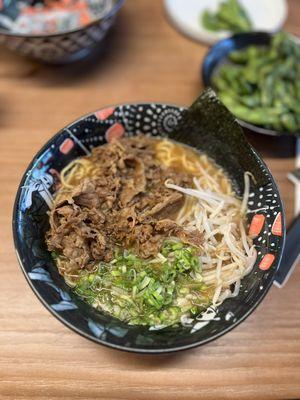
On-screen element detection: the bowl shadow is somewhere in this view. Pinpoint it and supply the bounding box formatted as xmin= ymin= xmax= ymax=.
xmin=245 ymin=129 xmax=296 ymax=159
xmin=43 ymin=17 xmax=129 ymax=85
xmin=97 ymin=344 xmax=191 ymax=368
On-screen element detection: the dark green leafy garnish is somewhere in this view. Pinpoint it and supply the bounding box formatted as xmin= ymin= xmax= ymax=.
xmin=169 ymin=88 xmax=268 ymax=190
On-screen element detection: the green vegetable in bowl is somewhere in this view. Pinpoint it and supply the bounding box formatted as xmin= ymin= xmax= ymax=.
xmin=201 ymin=0 xmax=252 ymax=34
xmin=74 ymin=241 xmax=211 ymax=327
xmin=212 ymin=32 xmax=300 ymax=134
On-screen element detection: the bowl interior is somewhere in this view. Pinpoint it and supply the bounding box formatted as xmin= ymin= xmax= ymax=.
xmin=0 ymin=0 xmax=119 ymax=36
xmin=13 ymin=103 xmax=285 ymax=353
xmin=202 ymin=32 xmax=299 ymax=137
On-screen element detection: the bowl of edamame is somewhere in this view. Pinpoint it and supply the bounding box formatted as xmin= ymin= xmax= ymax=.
xmin=202 ymin=31 xmax=300 ymax=136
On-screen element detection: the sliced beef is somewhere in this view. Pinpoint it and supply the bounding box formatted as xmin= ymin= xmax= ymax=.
xmin=73 ymin=180 xmax=100 ymax=208
xmin=177 ymin=230 xmax=203 ymax=248
xmin=47 ymin=135 xmax=202 ymax=274
xmin=140 ymin=192 xmax=184 ymax=220
xmin=130 ymin=224 xmax=163 ymax=259
xmin=120 ymin=156 xmax=146 ymax=206
xmin=155 ymin=219 xmax=202 ymax=249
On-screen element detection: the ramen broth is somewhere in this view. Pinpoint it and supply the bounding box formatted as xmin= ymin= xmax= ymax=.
xmin=47 ymin=136 xmax=253 ymax=328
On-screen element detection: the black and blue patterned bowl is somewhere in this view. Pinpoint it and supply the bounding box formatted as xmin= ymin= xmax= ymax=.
xmin=0 ymin=0 xmax=124 ymax=63
xmin=13 ymin=103 xmax=285 ymax=353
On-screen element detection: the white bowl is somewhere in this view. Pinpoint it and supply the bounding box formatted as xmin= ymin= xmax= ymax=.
xmin=164 ymin=0 xmax=288 ymax=45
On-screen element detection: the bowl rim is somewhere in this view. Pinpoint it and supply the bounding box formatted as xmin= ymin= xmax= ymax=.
xmin=0 ymin=0 xmax=125 ymax=39
xmin=202 ymin=31 xmax=300 ymax=137
xmin=12 ymin=101 xmax=286 ymax=353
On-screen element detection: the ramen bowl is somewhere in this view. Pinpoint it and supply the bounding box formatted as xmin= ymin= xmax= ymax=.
xmin=0 ymin=0 xmax=124 ymax=63
xmin=13 ymin=101 xmax=285 ymax=353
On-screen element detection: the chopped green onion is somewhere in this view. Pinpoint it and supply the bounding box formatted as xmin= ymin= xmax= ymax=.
xmin=74 ymin=240 xmax=210 ymax=327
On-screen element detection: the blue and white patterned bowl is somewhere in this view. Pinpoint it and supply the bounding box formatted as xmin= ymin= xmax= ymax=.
xmin=13 ymin=103 xmax=285 ymax=353
xmin=0 ymin=0 xmax=124 ymax=63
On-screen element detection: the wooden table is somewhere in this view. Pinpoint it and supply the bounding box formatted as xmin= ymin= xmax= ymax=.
xmin=0 ymin=1 xmax=299 ymax=399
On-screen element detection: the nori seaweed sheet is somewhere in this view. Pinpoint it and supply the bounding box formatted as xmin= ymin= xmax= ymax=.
xmin=169 ymin=88 xmax=268 ymax=194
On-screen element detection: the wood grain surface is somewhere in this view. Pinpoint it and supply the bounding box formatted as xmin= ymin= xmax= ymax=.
xmin=0 ymin=1 xmax=299 ymax=399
